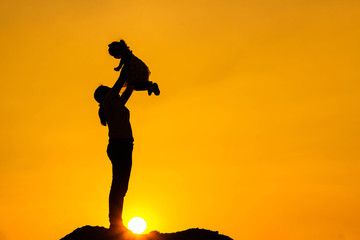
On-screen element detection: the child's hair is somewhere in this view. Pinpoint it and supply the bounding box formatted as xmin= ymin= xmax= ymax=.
xmin=108 ymin=40 xmax=130 ymax=56
xmin=94 ymin=85 xmax=111 ymax=126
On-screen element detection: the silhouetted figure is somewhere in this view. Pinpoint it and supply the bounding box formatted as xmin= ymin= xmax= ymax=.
xmin=108 ymin=40 xmax=160 ymax=96
xmin=93 ymin=58 xmax=138 ymax=233
xmin=94 ymin=40 xmax=160 ymax=235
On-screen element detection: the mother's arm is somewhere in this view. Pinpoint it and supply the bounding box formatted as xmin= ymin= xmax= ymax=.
xmin=113 ymin=51 xmax=132 ymax=95
xmin=120 ymin=85 xmax=134 ymax=105
xmin=113 ymin=65 xmax=133 ymax=104
xmin=112 ymin=65 xmax=129 ymax=95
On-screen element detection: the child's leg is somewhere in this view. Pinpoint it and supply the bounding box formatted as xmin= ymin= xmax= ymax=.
xmin=152 ymin=82 xmax=160 ymax=96
xmin=133 ymin=81 xmax=160 ymax=96
xmin=133 ymin=81 xmax=152 ymax=91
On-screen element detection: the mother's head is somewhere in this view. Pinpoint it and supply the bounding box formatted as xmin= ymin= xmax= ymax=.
xmin=94 ymin=85 xmax=111 ymax=126
xmin=94 ymin=85 xmax=111 ymax=103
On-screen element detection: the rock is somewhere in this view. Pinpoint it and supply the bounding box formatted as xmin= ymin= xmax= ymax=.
xmin=60 ymin=225 xmax=233 ymax=240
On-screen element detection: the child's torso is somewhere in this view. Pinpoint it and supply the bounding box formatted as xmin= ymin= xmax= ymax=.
xmin=124 ymin=54 xmax=150 ymax=83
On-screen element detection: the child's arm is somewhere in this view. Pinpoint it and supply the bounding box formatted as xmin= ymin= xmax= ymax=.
xmin=114 ymin=58 xmax=124 ymax=71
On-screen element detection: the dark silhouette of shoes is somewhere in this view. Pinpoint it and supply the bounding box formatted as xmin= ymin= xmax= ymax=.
xmin=147 ymin=82 xmax=160 ymax=96
xmin=153 ymin=83 xmax=160 ymax=96
xmin=147 ymin=87 xmax=153 ymax=96
xmin=109 ymin=224 xmax=135 ymax=239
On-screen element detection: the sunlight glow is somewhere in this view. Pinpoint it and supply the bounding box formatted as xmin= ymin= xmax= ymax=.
xmin=128 ymin=217 xmax=147 ymax=234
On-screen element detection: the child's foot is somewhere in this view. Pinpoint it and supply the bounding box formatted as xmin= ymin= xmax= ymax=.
xmin=147 ymin=87 xmax=153 ymax=96
xmin=153 ymin=83 xmax=160 ymax=96
xmin=114 ymin=67 xmax=121 ymax=71
xmin=147 ymin=81 xmax=153 ymax=96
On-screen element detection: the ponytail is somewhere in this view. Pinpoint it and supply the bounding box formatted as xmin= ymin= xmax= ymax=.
xmin=98 ymin=104 xmax=107 ymax=126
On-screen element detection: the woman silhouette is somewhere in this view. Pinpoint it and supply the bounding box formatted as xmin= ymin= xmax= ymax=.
xmin=94 ymin=61 xmax=134 ymax=232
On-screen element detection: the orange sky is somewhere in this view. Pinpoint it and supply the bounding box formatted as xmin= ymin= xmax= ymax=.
xmin=1 ymin=0 xmax=360 ymax=239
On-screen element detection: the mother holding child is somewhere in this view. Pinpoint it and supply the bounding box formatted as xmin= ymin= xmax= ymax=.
xmin=94 ymin=40 xmax=159 ymax=233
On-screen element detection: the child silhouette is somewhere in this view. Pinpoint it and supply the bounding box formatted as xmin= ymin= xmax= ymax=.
xmin=108 ymin=40 xmax=160 ymax=96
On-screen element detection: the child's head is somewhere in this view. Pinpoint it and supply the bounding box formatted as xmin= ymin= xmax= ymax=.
xmin=108 ymin=40 xmax=129 ymax=59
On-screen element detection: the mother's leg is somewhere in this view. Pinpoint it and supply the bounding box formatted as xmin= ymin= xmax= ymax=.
xmin=107 ymin=142 xmax=133 ymax=230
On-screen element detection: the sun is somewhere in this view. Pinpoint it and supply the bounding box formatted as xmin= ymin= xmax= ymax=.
xmin=128 ymin=217 xmax=147 ymax=234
